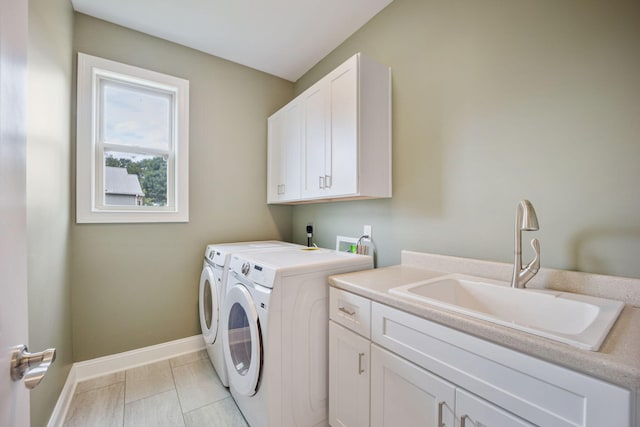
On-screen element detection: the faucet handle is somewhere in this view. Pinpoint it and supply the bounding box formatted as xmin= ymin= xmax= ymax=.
xmin=526 ymin=238 xmax=540 ymax=273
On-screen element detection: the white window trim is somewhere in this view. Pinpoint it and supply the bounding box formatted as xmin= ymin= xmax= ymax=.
xmin=76 ymin=52 xmax=189 ymax=223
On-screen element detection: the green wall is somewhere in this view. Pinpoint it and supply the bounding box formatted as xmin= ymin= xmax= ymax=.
xmin=71 ymin=14 xmax=294 ymax=361
xmin=292 ymin=0 xmax=640 ymax=279
xmin=27 ymin=0 xmax=74 ymax=424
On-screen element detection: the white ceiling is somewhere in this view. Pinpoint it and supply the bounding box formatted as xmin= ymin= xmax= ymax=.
xmin=71 ymin=0 xmax=393 ymax=82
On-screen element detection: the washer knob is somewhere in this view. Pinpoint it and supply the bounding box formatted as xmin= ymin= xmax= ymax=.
xmin=241 ymin=262 xmax=251 ymax=276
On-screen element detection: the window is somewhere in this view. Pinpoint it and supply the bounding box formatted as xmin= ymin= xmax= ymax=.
xmin=76 ymin=53 xmax=189 ymax=223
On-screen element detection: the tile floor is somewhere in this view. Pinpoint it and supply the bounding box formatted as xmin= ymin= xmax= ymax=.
xmin=63 ymin=350 xmax=248 ymax=427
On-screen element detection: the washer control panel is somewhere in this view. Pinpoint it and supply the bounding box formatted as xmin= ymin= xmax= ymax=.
xmin=229 ymin=255 xmax=277 ymax=289
xmin=205 ymin=245 xmax=227 ymax=268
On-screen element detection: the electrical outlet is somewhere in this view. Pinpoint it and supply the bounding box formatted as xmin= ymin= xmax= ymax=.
xmin=364 ymin=225 xmax=372 ymax=238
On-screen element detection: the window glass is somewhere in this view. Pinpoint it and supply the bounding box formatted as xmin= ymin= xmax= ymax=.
xmin=228 ymin=302 xmax=252 ymax=376
xmin=203 ymin=279 xmax=213 ymax=330
xmin=101 ymin=80 xmax=172 ymax=151
xmin=103 ymin=151 xmax=167 ymax=207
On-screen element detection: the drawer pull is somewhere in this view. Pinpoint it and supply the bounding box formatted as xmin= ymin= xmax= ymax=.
xmin=460 ymin=415 xmax=468 ymax=427
xmin=338 ymin=306 xmax=356 ymax=316
xmin=358 ymin=352 xmax=365 ymax=374
xmin=437 ymin=401 xmax=444 ymax=427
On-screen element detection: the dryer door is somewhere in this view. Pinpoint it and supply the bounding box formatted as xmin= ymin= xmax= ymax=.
xmin=223 ymin=283 xmax=262 ymax=397
xmin=199 ymin=265 xmax=219 ymax=344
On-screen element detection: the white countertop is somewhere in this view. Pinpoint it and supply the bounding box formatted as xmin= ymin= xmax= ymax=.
xmin=328 ymin=251 xmax=640 ymax=390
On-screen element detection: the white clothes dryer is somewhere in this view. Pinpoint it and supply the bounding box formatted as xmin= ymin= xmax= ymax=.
xmin=222 ymin=247 xmax=372 ymax=427
xmin=199 ymin=241 xmax=299 ymax=387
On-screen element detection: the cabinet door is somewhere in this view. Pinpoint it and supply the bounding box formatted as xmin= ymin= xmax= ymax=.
xmin=327 ymin=57 xmax=358 ymax=197
xmin=301 ymin=83 xmax=329 ymax=198
xmin=267 ymin=100 xmax=301 ymax=203
xmin=456 ymin=389 xmax=535 ymax=427
xmin=370 ymin=344 xmax=455 ymax=427
xmin=329 ymin=321 xmax=370 ymax=427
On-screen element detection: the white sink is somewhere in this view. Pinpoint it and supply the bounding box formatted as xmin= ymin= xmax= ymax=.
xmin=389 ymin=274 xmax=624 ymax=351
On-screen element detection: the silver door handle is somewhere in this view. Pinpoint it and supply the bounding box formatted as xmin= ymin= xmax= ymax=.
xmin=10 ymin=344 xmax=56 ymax=389
xmin=437 ymin=401 xmax=445 ymax=427
xmin=325 ymin=174 xmax=332 ymax=188
xmin=358 ymin=352 xmax=365 ymax=374
xmin=338 ymin=306 xmax=355 ymax=316
xmin=460 ymin=414 xmax=468 ymax=427
xmin=319 ymin=176 xmax=325 ymax=189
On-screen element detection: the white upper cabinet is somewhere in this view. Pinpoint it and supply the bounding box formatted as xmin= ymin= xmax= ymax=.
xmin=267 ymin=53 xmax=391 ymax=204
xmin=267 ymin=99 xmax=302 ymax=203
xmin=301 ymin=83 xmax=329 ymax=199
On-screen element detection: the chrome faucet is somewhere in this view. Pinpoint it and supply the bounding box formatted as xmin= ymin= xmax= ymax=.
xmin=511 ymin=200 xmax=540 ymax=288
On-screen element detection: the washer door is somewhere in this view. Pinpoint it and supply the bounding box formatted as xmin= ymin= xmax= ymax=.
xmin=223 ymin=283 xmax=262 ymax=397
xmin=199 ymin=265 xmax=219 ymax=344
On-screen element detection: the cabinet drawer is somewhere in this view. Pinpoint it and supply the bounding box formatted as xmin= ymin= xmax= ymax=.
xmin=371 ymin=302 xmax=631 ymax=427
xmin=330 ymin=288 xmax=371 ymax=338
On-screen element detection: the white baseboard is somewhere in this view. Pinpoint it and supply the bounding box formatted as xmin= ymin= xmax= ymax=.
xmin=47 ymin=335 xmax=204 ymax=427
xmin=47 ymin=367 xmax=77 ymax=427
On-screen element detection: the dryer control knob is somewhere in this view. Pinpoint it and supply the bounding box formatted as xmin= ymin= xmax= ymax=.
xmin=241 ymin=262 xmax=251 ymax=276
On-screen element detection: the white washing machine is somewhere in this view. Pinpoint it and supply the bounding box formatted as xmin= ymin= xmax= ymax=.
xmin=222 ymin=247 xmax=373 ymax=427
xmin=199 ymin=241 xmax=299 ymax=387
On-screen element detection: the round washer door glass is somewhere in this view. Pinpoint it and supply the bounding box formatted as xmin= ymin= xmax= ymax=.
xmin=199 ymin=265 xmax=218 ymax=344
xmin=224 ymin=283 xmax=262 ymax=396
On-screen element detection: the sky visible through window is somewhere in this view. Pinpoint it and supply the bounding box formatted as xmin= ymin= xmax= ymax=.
xmin=103 ymin=80 xmax=172 ymax=152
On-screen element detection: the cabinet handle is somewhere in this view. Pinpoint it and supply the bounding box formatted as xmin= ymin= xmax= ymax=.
xmin=460 ymin=415 xmax=468 ymax=427
xmin=338 ymin=306 xmax=355 ymax=316
xmin=437 ymin=401 xmax=444 ymax=427
xmin=325 ymin=174 xmax=332 ymax=188
xmin=319 ymin=176 xmax=325 ymax=189
xmin=277 ymin=184 xmax=285 ymax=195
xmin=358 ymin=352 xmax=365 ymax=374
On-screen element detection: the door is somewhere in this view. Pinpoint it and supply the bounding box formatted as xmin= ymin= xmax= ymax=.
xmin=301 ymin=83 xmax=329 ymax=198
xmin=0 ymin=0 xmax=29 ymax=425
xmin=370 ymin=344 xmax=456 ymax=427
xmin=223 ymin=282 xmax=262 ymax=396
xmin=267 ymin=99 xmax=301 ymax=203
xmin=329 ymin=321 xmax=370 ymax=427
xmin=267 ymin=106 xmax=287 ymax=202
xmin=327 ymin=58 xmax=358 ymax=197
xmin=199 ymin=264 xmax=219 ymax=344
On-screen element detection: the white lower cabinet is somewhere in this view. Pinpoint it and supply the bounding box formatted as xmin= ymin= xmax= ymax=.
xmin=328 ymin=288 xmax=633 ymax=427
xmin=370 ymin=344 xmax=455 ymax=427
xmin=329 ymin=321 xmax=370 ymax=427
xmin=370 ymin=344 xmax=533 ymax=427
